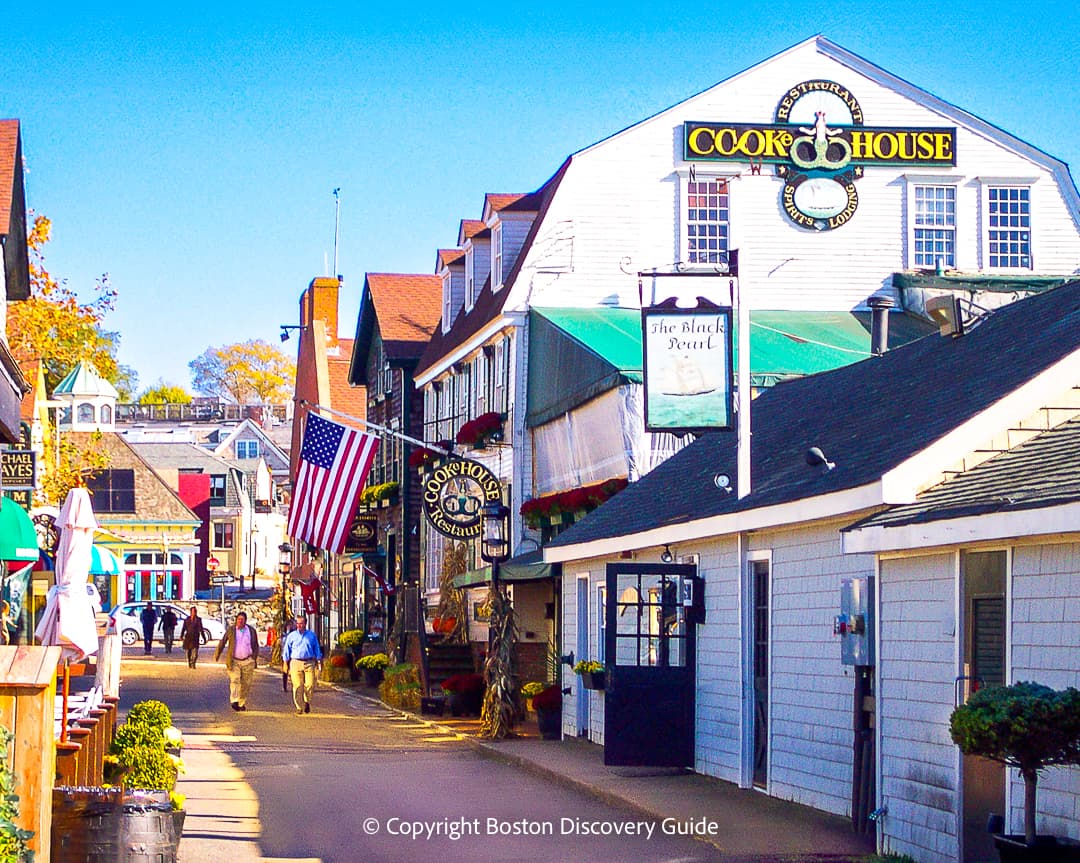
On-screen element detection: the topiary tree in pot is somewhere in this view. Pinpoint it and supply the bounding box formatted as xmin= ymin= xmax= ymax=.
xmin=950 ymin=681 xmax=1080 ymax=851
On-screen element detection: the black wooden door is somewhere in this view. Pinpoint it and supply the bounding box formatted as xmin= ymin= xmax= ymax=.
xmin=604 ymin=563 xmax=696 ymax=767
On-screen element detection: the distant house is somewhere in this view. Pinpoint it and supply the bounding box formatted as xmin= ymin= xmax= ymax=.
xmin=70 ymin=432 xmax=200 ymax=606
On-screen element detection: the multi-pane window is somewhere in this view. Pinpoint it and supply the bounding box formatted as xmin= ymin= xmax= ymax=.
xmin=236 ymin=440 xmax=259 ymax=459
xmin=77 ymin=403 xmax=95 ymax=423
xmin=492 ymin=223 xmax=503 ymax=288
xmin=213 ymin=522 xmax=234 ymax=548
xmin=209 ymin=475 xmax=227 ymax=504
xmin=465 ymin=247 xmax=475 ymax=309
xmin=86 ymin=468 xmax=135 ymax=513
xmin=441 ymin=273 xmax=452 ymax=332
xmin=686 ymin=178 xmax=729 ymax=265
xmin=988 ymin=186 xmax=1031 ymax=268
xmin=914 ymin=185 xmax=956 ymax=268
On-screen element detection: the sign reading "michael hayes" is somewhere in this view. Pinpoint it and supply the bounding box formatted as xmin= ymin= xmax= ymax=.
xmin=1 ymin=450 xmax=36 ymax=488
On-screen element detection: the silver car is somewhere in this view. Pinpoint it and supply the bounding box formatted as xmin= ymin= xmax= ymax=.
xmin=108 ymin=602 xmax=226 ymax=647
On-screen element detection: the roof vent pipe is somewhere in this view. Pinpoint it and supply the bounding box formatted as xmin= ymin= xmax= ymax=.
xmin=868 ymin=296 xmax=895 ymax=356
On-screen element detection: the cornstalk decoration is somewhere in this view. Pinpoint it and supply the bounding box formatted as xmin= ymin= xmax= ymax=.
xmin=435 ymin=542 xmax=469 ymax=644
xmin=479 ymin=584 xmax=517 ymax=739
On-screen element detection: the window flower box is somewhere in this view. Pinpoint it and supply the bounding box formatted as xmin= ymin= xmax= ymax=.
xmin=455 ymin=412 xmax=505 ymax=449
xmin=521 ymin=478 xmax=629 ymax=529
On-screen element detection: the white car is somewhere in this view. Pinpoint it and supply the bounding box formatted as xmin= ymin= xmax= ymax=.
xmin=108 ymin=602 xmax=226 ymax=647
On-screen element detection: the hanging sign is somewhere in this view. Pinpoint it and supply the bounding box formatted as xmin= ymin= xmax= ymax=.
xmin=683 ymin=80 xmax=956 ymax=231
xmin=1 ymin=450 xmax=36 ymax=489
xmin=345 ymin=513 xmax=379 ymax=553
xmin=422 ymin=457 xmax=502 ymax=539
xmin=642 ymin=301 xmax=733 ymax=432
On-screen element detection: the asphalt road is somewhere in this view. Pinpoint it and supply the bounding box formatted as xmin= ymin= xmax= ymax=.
xmin=118 ymin=644 xmax=725 ymax=863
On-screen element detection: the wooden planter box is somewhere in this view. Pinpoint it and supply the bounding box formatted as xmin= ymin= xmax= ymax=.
xmin=580 ymin=670 xmax=606 ymax=691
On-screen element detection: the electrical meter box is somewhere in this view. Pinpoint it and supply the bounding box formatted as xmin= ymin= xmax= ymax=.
xmin=836 ymin=576 xmax=875 ymax=666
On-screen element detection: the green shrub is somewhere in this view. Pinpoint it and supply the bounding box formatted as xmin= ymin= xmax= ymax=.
xmin=126 ymin=699 xmax=172 ymax=730
xmin=950 ymin=681 xmax=1080 ymax=844
xmin=0 ymin=725 xmax=33 ymax=863
xmin=117 ymin=744 xmax=179 ymax=792
xmin=336 ymin=630 xmax=365 ymax=651
xmin=111 ymin=720 xmax=165 ymax=754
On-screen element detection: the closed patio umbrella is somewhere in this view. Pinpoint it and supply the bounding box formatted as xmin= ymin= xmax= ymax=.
xmin=34 ymin=487 xmax=99 ymax=660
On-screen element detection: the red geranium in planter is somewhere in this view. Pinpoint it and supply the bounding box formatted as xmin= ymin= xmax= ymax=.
xmin=455 ymin=412 xmax=504 ymax=448
xmin=520 ymin=477 xmax=630 ymax=528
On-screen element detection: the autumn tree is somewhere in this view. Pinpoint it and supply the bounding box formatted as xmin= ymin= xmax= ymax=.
xmin=7 ymin=214 xmax=124 ymax=393
xmin=189 ymin=340 xmax=296 ymax=404
xmin=138 ymin=382 xmax=193 ymax=404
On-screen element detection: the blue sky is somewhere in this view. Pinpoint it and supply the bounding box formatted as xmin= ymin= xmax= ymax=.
xmin=4 ymin=2 xmax=1078 ymax=391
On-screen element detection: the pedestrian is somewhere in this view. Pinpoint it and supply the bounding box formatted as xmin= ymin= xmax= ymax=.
xmin=214 ymin=611 xmax=259 ymax=711
xmin=180 ymin=606 xmax=203 ymax=668
xmin=139 ymin=601 xmax=157 ymax=655
xmin=160 ymin=606 xmax=178 ymax=653
xmin=282 ymin=614 xmax=322 ymax=715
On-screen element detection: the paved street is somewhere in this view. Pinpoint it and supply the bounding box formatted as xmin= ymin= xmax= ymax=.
xmin=118 ymin=644 xmax=730 ymax=863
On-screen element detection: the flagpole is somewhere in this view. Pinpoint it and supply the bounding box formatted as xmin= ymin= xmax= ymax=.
xmin=298 ymin=400 xmax=453 ymax=456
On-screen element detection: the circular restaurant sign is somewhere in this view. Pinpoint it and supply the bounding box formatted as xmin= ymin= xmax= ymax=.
xmin=421 ymin=457 xmax=503 ymax=539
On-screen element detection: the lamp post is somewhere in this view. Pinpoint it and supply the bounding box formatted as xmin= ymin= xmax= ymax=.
xmin=246 ymin=524 xmax=259 ymax=593
xmin=479 ymin=500 xmax=513 ymax=739
xmin=277 ymin=541 xmax=292 ymax=630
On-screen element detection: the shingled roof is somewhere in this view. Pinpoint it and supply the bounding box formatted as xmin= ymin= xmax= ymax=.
xmin=548 ymin=279 xmax=1080 ymax=551
xmin=844 ymin=416 xmax=1080 ymax=531
xmin=416 ymin=161 xmax=569 ymax=378
xmin=349 ymin=273 xmax=442 ymax=385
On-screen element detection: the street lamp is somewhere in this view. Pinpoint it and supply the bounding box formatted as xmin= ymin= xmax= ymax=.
xmin=246 ymin=524 xmax=259 ymax=593
xmin=278 ymin=542 xmax=292 ymax=625
xmin=479 ymin=501 xmax=511 ymax=568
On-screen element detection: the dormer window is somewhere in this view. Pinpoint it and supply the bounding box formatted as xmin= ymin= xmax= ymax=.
xmin=492 ymin=222 xmax=503 ymax=289
xmin=465 ymin=246 xmax=476 ymax=310
xmin=442 ymin=272 xmax=452 ymax=333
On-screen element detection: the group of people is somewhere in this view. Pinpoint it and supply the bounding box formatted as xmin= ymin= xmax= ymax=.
xmin=135 ymin=601 xmax=324 ymax=715
xmin=214 ymin=612 xmax=324 ymax=714
xmin=138 ymin=602 xmax=205 ymax=667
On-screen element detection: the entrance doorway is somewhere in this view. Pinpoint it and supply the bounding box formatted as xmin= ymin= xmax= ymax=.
xmin=576 ymin=576 xmax=590 ymax=737
xmin=960 ymin=550 xmax=1006 ymax=863
xmin=604 ymin=562 xmax=696 ymax=767
xmin=751 ymin=559 xmax=769 ymax=789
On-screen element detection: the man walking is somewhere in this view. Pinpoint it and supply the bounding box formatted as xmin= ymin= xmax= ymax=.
xmin=282 ymin=615 xmax=322 ymax=715
xmin=180 ymin=606 xmax=203 ymax=668
xmin=214 ymin=611 xmax=259 ymax=711
xmin=160 ymin=606 xmax=178 ymax=653
xmin=139 ymin=601 xmax=157 ymax=655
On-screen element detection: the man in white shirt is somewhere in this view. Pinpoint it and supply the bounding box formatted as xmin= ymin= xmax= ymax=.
xmin=214 ymin=611 xmax=260 ymax=711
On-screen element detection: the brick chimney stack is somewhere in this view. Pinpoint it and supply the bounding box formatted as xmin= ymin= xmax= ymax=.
xmin=300 ymin=276 xmax=341 ymax=349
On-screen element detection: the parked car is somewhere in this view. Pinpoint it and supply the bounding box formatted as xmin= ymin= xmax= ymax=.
xmin=107 ymin=602 xmax=226 ymax=646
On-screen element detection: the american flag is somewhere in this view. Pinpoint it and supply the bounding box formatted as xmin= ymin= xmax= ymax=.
xmin=287 ymin=413 xmax=379 ymax=554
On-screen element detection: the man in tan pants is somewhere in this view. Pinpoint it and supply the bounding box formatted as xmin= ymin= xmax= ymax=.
xmin=214 ymin=611 xmax=260 ymax=711
xmin=281 ymin=615 xmax=323 ymax=714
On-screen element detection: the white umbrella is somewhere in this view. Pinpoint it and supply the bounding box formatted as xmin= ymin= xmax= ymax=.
xmin=34 ymin=487 xmax=100 ymax=660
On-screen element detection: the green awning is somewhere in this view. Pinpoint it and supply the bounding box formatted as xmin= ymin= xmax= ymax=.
xmin=527 ymin=307 xmax=935 ymax=423
xmin=453 ymin=550 xmax=559 ymax=589
xmin=528 ymin=308 xmax=644 ymax=427
xmin=0 ymin=498 xmax=39 ymax=564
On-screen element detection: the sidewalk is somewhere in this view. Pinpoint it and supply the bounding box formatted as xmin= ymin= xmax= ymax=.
xmin=174 ymin=671 xmax=874 ymax=862
xmin=337 ymin=681 xmax=875 ymax=861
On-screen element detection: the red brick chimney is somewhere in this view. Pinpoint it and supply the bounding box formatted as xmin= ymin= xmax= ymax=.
xmin=300 ymin=277 xmax=341 ymax=348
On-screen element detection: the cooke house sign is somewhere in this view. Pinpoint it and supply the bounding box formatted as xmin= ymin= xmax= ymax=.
xmin=684 ymin=80 xmax=957 ymax=230
xmin=422 ymin=457 xmax=503 ymax=539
